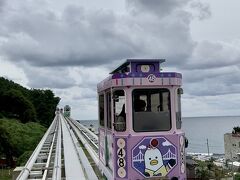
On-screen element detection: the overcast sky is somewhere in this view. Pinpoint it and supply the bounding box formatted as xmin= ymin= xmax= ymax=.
xmin=1 ymin=0 xmax=240 ymax=119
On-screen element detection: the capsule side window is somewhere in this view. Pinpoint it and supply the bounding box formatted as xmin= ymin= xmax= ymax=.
xmin=106 ymin=91 xmax=112 ymax=129
xmin=99 ymin=94 xmax=105 ymax=127
xmin=113 ymin=90 xmax=126 ymax=132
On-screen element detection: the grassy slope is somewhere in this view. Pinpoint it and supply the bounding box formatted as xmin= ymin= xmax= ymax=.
xmin=0 ymin=169 xmax=13 ymax=180
xmin=0 ymin=118 xmax=46 ymax=166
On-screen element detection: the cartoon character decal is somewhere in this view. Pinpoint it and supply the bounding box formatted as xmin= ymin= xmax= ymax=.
xmin=132 ymin=137 xmax=177 ymax=178
xmin=144 ymin=139 xmax=168 ymax=176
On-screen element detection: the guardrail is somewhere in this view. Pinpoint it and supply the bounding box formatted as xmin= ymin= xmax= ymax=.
xmin=65 ymin=117 xmax=99 ymax=169
xmin=52 ymin=115 xmax=62 ymax=180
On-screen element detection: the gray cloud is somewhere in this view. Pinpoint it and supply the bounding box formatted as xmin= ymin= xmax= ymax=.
xmin=1 ymin=0 xmax=240 ymax=118
xmin=0 ymin=0 xmax=196 ymax=69
xmin=185 ymin=41 xmax=240 ymax=70
xmin=23 ymin=66 xmax=76 ymax=89
xmin=126 ymin=0 xmax=189 ymax=17
xmin=182 ymin=93 xmax=240 ymax=117
xmin=183 ymin=65 xmax=240 ymax=96
xmin=190 ymin=1 xmax=211 ymax=20
xmin=72 ymin=88 xmax=96 ymax=100
xmin=0 ymin=5 xmax=140 ymax=67
xmin=183 ymin=66 xmax=237 ymax=83
xmin=0 ymin=0 xmax=5 ymax=11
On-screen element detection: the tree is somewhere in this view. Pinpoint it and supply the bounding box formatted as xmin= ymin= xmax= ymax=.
xmin=234 ymin=173 xmax=240 ymax=180
xmin=0 ymin=89 xmax=37 ymax=123
xmin=232 ymin=126 xmax=240 ymax=134
xmin=0 ymin=77 xmax=60 ymax=167
xmin=0 ymin=77 xmax=60 ymax=126
xmin=0 ymin=119 xmax=46 ymax=167
xmin=29 ymin=89 xmax=60 ymax=126
xmin=195 ymin=162 xmax=212 ymax=180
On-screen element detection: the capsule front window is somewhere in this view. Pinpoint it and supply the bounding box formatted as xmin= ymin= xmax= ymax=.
xmin=132 ymin=88 xmax=171 ymax=132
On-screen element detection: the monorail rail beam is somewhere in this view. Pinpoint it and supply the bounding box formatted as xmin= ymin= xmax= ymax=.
xmin=66 ymin=118 xmax=99 ymax=165
xmin=68 ymin=118 xmax=98 ymax=151
xmin=74 ymin=119 xmax=98 ymax=140
xmin=61 ymin=115 xmax=86 ymax=180
xmin=68 ymin=122 xmax=98 ymax=180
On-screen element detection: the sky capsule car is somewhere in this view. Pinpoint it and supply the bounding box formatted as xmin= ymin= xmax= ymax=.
xmin=97 ymin=59 xmax=186 ymax=180
xmin=64 ymin=105 xmax=71 ymax=118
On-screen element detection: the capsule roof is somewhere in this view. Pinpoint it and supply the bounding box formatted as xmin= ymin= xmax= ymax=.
xmin=97 ymin=59 xmax=182 ymax=92
xmin=110 ymin=59 xmax=165 ymax=74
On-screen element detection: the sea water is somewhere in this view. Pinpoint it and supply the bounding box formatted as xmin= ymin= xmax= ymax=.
xmin=78 ymin=116 xmax=240 ymax=154
xmin=183 ymin=116 xmax=239 ymax=154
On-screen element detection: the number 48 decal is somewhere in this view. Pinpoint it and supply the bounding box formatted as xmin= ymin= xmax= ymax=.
xmin=116 ymin=138 xmax=127 ymax=178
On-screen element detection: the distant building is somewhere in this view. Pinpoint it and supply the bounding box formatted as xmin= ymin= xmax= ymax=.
xmin=224 ymin=133 xmax=240 ymax=162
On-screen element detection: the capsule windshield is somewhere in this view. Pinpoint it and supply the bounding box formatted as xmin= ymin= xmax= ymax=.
xmin=132 ymin=88 xmax=171 ymax=132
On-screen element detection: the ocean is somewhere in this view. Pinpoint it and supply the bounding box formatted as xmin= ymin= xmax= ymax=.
xmin=78 ymin=116 xmax=240 ymax=154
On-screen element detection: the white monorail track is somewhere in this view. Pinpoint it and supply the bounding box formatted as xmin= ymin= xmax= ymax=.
xmin=17 ymin=114 xmax=99 ymax=180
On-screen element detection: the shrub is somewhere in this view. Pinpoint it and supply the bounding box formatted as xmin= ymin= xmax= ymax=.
xmin=232 ymin=126 xmax=240 ymax=134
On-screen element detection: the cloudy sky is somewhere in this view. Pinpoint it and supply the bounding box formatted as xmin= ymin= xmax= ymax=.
xmin=1 ymin=0 xmax=240 ymax=119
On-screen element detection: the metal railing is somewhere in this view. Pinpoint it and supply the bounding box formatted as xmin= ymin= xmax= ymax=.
xmin=52 ymin=116 xmax=62 ymax=180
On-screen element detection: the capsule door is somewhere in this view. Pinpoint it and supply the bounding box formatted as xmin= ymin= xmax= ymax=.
xmin=98 ymin=93 xmax=106 ymax=166
xmin=98 ymin=92 xmax=114 ymax=173
xmin=106 ymin=91 xmax=113 ymax=171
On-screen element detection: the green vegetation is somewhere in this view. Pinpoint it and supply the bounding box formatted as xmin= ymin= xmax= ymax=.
xmin=0 ymin=89 xmax=37 ymax=123
xmin=0 ymin=169 xmax=13 ymax=180
xmin=29 ymin=89 xmax=60 ymax=126
xmin=0 ymin=119 xmax=46 ymax=167
xmin=234 ymin=173 xmax=240 ymax=180
xmin=232 ymin=126 xmax=240 ymax=134
xmin=0 ymin=77 xmax=60 ymax=168
xmin=0 ymin=77 xmax=60 ymax=126
xmin=195 ymin=159 xmax=232 ymax=179
xmin=17 ymin=151 xmax=34 ymax=166
xmin=195 ymin=161 xmax=212 ymax=179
